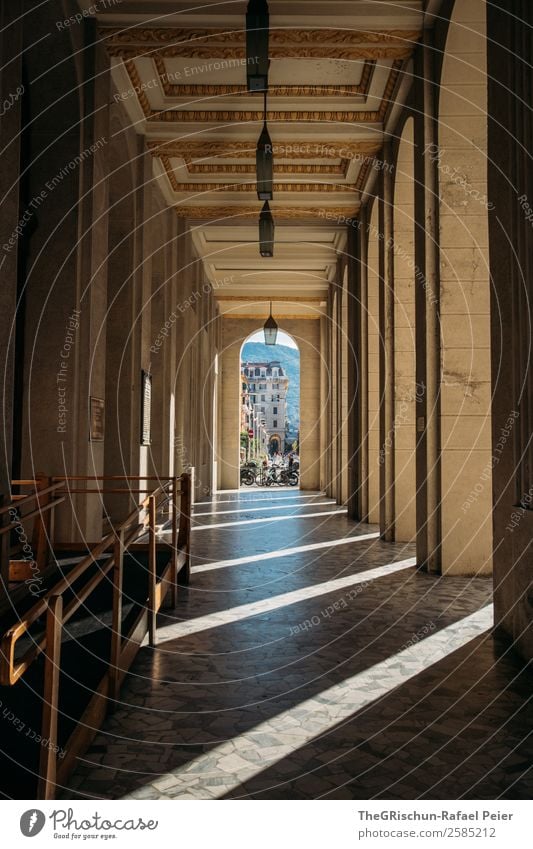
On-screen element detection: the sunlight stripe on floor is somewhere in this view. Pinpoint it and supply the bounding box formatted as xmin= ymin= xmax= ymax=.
xmin=191 ymin=508 xmax=347 ymax=531
xmin=130 ymin=605 xmax=493 ymax=800
xmin=191 ymin=531 xmax=381 ymax=574
xmin=194 ymin=500 xmax=334 ymax=517
xmin=158 ymin=557 xmax=416 ymax=639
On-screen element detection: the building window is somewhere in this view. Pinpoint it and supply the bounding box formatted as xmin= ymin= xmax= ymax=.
xmin=261 ymin=395 xmax=265 ymax=401
xmin=255 ymin=367 xmax=260 ymax=376
xmin=273 ymin=406 xmax=278 ymax=414
xmin=273 ymin=420 xmax=277 ymax=428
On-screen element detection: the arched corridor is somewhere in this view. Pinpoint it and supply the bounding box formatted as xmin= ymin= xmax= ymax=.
xmin=0 ymin=0 xmax=532 ymax=816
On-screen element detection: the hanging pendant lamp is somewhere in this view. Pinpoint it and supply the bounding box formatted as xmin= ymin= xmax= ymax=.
xmin=263 ymin=301 xmax=278 ymax=345
xmin=259 ymin=201 xmax=274 ymax=257
xmin=256 ymin=89 xmax=273 ymax=200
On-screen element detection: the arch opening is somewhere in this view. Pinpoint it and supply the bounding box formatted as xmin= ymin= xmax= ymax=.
xmin=239 ymin=328 xmax=300 ymax=486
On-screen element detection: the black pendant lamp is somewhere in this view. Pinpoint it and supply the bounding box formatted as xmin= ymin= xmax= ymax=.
xmin=263 ymin=302 xmax=278 ymax=345
xmin=246 ymin=0 xmax=269 ymax=92
xmin=259 ymin=201 xmax=274 ymax=257
xmin=256 ymin=90 xmax=273 ymax=200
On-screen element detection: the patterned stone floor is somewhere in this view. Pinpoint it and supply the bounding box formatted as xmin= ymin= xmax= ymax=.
xmin=62 ymin=490 xmax=533 ymax=800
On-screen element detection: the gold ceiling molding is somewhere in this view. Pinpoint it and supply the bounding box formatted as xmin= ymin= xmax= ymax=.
xmin=124 ymin=59 xmax=151 ymax=115
xmin=147 ymin=139 xmax=382 ymax=161
xmin=221 ymin=312 xmax=321 ymax=320
xmin=153 ymin=56 xmax=375 ymax=98
xmin=148 ymin=108 xmax=381 ymax=123
xmin=122 ymin=58 xmax=401 ymax=126
xmin=101 ymin=27 xmax=420 ymax=60
xmin=378 ymin=59 xmax=403 ymax=121
xmin=218 ymin=295 xmax=324 ymax=302
xmin=149 ymin=139 xmax=372 ymax=179
xmin=162 ymin=169 xmax=358 ymax=194
xmin=354 ymin=157 xmax=375 ymax=192
xmin=174 ymin=205 xmax=359 ymax=220
xmin=186 ymin=163 xmax=345 ymax=175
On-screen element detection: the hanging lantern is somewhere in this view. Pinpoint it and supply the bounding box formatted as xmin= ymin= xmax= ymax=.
xmin=256 ymin=90 xmax=273 ymax=201
xmin=263 ymin=302 xmax=278 ymax=345
xmin=259 ymin=201 xmax=274 ymax=257
xmin=256 ymin=115 xmax=273 ymax=200
xmin=246 ymin=0 xmax=269 ymax=92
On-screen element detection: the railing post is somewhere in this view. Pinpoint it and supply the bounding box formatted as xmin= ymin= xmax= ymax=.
xmin=170 ymin=478 xmax=179 ymax=607
xmin=148 ymin=495 xmax=157 ymax=646
xmin=0 ymin=494 xmax=10 ymax=603
xmin=37 ymin=594 xmax=63 ymax=800
xmin=32 ymin=475 xmax=52 ymax=574
xmin=110 ymin=529 xmax=124 ymax=704
xmin=178 ymin=472 xmax=191 ymax=585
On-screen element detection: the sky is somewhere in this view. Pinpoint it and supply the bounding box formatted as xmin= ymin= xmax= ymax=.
xmin=246 ymin=329 xmax=299 ymax=349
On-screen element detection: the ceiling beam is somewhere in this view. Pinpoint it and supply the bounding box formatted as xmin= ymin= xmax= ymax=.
xmin=174 ymin=205 xmax=359 ymax=220
xmin=101 ymin=26 xmax=420 ymax=60
xmin=153 ymin=56 xmax=375 ymax=98
xmin=218 ymin=295 xmax=324 ymax=302
xmin=147 ymin=139 xmax=382 ymax=160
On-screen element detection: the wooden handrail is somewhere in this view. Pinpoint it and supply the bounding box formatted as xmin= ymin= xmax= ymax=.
xmin=0 ymin=497 xmax=65 ymax=536
xmin=37 ymin=595 xmax=63 ymax=800
xmin=0 ymin=481 xmax=64 ymax=516
xmin=0 ymin=471 xmax=192 ymax=800
xmin=11 ymin=480 xmax=40 ymax=486
xmin=0 ymin=478 xmax=187 ymax=684
xmin=52 ymin=475 xmax=176 ymax=481
xmin=148 ymin=495 xmax=157 ymax=647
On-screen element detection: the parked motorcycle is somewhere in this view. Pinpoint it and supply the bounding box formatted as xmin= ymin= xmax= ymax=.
xmin=240 ymin=467 xmax=256 ymax=486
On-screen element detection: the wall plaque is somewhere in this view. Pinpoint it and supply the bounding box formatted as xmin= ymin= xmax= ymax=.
xmin=141 ymin=371 xmax=152 ymax=445
xmin=89 ymin=397 xmax=104 ymax=442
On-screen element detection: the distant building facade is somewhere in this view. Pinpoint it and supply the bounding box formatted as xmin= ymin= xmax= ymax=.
xmin=241 ymin=360 xmax=289 ymax=455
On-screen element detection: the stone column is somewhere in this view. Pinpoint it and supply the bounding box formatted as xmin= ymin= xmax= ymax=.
xmin=319 ymin=313 xmax=329 ymax=492
xmin=0 ymin=3 xmax=22 ymax=591
xmin=297 ymin=319 xmax=321 ymax=491
xmin=393 ymin=118 xmax=417 ymax=542
xmin=381 ymin=152 xmax=395 ymax=541
xmin=148 ymin=197 xmax=167 ymax=478
xmin=347 ymin=220 xmax=364 ymax=520
xmin=422 ymin=31 xmax=441 ymax=572
xmin=437 ymin=1 xmax=492 ymax=575
xmin=367 ymin=203 xmax=381 ymax=524
xmin=340 ymin=265 xmax=349 ymax=504
xmin=18 ymin=15 xmax=110 ymax=541
xmin=488 ymin=0 xmax=533 ymax=659
xmin=324 ymin=291 xmax=335 ymax=497
xmin=330 ymin=288 xmax=339 ymax=498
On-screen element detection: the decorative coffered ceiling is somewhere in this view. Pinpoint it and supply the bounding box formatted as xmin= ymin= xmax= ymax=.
xmin=83 ymin=0 xmax=424 ymax=317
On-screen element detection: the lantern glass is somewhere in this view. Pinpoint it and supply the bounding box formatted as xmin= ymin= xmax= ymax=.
xmin=259 ymin=201 xmax=274 ymax=257
xmin=246 ymin=0 xmax=269 ymax=91
xmin=264 ymin=313 xmax=278 ymax=345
